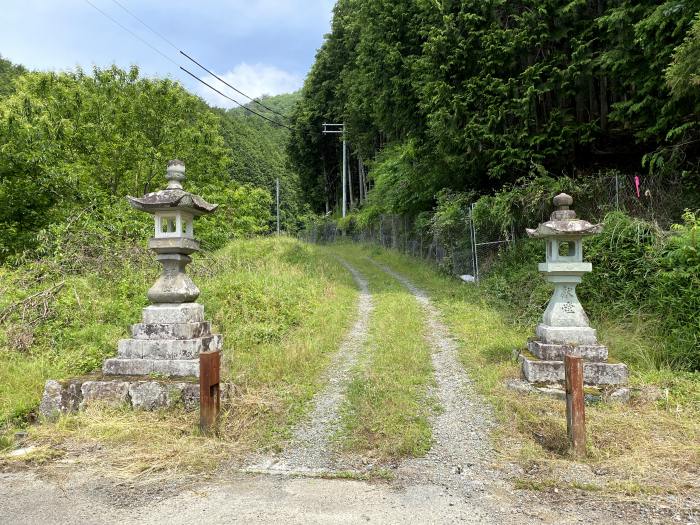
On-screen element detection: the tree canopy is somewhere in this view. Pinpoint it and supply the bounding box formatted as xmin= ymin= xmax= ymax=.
xmin=0 ymin=63 xmax=301 ymax=258
xmin=290 ymin=0 xmax=700 ymax=216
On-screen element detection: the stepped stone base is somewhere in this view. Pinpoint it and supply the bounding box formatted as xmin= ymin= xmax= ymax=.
xmin=101 ymin=303 xmax=222 ymax=379
xmin=519 ymin=352 xmax=628 ymax=386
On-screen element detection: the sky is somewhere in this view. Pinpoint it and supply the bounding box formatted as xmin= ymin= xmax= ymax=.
xmin=0 ymin=0 xmax=336 ymax=107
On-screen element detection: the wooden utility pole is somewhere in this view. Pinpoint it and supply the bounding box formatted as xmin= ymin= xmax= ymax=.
xmin=565 ymin=354 xmax=586 ymax=457
xmin=199 ymin=350 xmax=221 ymax=433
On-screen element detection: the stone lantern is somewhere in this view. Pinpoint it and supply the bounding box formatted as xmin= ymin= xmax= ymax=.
xmin=519 ymin=193 xmax=628 ymax=387
xmin=102 ymin=160 xmax=223 ymax=378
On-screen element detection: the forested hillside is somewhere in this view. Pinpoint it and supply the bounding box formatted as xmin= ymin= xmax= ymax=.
xmin=290 ymin=1 xmax=700 ymax=216
xmin=0 ymin=58 xmax=301 ymax=261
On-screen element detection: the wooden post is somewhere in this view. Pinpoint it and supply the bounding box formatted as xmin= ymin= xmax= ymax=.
xmin=565 ymin=354 xmax=586 ymax=457
xmin=199 ymin=350 xmax=221 ymax=433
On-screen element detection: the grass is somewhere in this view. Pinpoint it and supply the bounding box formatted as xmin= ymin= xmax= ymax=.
xmin=0 ymin=237 xmax=359 ymax=476
xmin=329 ymin=247 xmax=435 ymax=460
xmin=338 ymin=242 xmax=700 ymax=496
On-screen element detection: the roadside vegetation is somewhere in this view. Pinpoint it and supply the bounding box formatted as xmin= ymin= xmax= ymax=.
xmin=1 ymin=238 xmax=358 ymax=477
xmin=350 ymin=243 xmax=699 ymax=496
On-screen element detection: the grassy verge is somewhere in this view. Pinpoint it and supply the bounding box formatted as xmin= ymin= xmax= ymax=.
xmin=1 ymin=237 xmax=358 ymax=476
xmin=328 ymin=246 xmax=434 ymax=460
xmin=342 ymin=242 xmax=699 ymax=496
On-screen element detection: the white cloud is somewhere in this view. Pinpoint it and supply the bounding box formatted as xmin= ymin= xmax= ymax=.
xmin=197 ymin=63 xmax=303 ymax=108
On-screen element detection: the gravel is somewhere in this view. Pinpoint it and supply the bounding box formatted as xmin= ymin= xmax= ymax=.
xmin=245 ymin=258 xmax=373 ymax=475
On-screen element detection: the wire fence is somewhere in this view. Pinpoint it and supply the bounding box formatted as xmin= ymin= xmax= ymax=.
xmin=300 ymin=172 xmax=695 ymax=281
xmin=301 ymin=209 xmax=510 ymax=281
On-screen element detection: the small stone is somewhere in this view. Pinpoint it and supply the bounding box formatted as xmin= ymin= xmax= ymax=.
xmin=505 ymin=379 xmax=534 ymax=395
xmin=608 ymin=387 xmax=630 ymax=403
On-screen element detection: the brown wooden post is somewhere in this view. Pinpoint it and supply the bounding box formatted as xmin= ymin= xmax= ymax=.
xmin=199 ymin=350 xmax=221 ymax=433
xmin=565 ymin=354 xmax=586 ymax=457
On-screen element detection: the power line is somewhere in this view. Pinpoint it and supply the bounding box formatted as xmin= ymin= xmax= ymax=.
xmin=181 ymin=67 xmax=293 ymax=130
xmin=107 ymin=0 xmax=290 ymax=121
xmin=83 ymin=0 xmax=293 ymax=130
xmin=180 ymin=51 xmax=290 ymax=121
xmin=84 ymin=0 xmax=179 ymax=68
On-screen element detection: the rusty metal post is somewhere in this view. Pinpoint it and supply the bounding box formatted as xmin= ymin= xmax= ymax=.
xmin=199 ymin=350 xmax=221 ymax=433
xmin=565 ymin=354 xmax=586 ymax=457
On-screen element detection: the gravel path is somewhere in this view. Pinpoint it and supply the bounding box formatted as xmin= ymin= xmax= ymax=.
xmin=368 ymin=261 xmax=499 ymax=491
xmin=245 ymin=259 xmax=372 ymax=475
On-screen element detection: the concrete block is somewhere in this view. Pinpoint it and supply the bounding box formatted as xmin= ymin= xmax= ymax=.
xmin=81 ymin=381 xmax=131 ymax=408
xmin=520 ymin=355 xmax=628 ymax=386
xmin=131 ymin=321 xmax=211 ymax=340
xmin=536 ymin=324 xmax=598 ymax=346
xmin=528 ymin=340 xmax=608 ymax=362
xmin=102 ymin=358 xmax=199 ymax=377
xmin=142 ymin=303 xmax=204 ymax=324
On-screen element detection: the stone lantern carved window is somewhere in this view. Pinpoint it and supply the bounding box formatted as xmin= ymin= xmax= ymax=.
xmin=154 ymin=211 xmax=194 ymax=239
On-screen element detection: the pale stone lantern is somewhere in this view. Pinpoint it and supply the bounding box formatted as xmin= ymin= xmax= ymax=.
xmin=101 ymin=160 xmax=223 ymax=378
xmin=127 ymin=160 xmax=216 ymax=304
xmin=519 ymin=193 xmax=628 ymax=386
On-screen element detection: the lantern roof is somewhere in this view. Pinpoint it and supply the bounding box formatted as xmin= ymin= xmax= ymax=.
xmin=126 ymin=160 xmax=218 ymax=216
xmin=526 ymin=193 xmax=602 ymax=238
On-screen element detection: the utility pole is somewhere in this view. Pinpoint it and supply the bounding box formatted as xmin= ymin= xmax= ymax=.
xmin=322 ymin=123 xmax=346 ymax=217
xmin=276 ymin=177 xmax=280 ymax=235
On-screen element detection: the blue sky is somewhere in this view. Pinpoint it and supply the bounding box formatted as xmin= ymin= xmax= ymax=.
xmin=0 ymin=0 xmax=336 ymax=107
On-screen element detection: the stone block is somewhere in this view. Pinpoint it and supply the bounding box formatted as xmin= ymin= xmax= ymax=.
xmin=536 ymin=324 xmax=598 ymax=346
xmin=166 ymin=382 xmax=200 ymax=410
xmin=142 ymin=303 xmax=204 ymax=324
xmin=129 ymin=382 xmax=168 ymax=410
xmin=117 ymin=335 xmax=221 ymax=360
xmin=39 ymin=380 xmax=84 ymax=420
xmin=528 ymin=340 xmax=607 ymax=362
xmin=102 ymin=358 xmax=199 ymax=377
xmin=38 ymin=378 xmax=231 ymax=415
xmin=131 ymin=321 xmax=211 ymax=340
xmin=520 ymin=355 xmax=628 ymax=386
xmin=81 ymin=381 xmax=131 ymax=409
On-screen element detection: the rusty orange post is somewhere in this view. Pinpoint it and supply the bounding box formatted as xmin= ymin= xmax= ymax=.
xmin=565 ymin=354 xmax=586 ymax=458
xmin=199 ymin=350 xmax=220 ymax=433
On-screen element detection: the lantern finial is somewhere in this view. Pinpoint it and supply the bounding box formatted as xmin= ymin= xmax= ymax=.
xmin=166 ymin=159 xmax=186 ymax=190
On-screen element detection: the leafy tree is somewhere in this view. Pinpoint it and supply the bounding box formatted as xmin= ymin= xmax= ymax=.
xmin=0 ymin=55 xmax=26 ymax=98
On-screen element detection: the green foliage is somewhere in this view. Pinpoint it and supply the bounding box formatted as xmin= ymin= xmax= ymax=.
xmin=0 ymin=55 xmax=26 ymax=98
xmin=197 ymin=183 xmax=273 ymax=250
xmin=667 ymin=12 xmax=700 ymax=96
xmin=292 ymin=0 xmax=700 ymax=217
xmin=0 ymin=65 xmax=230 ymax=256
